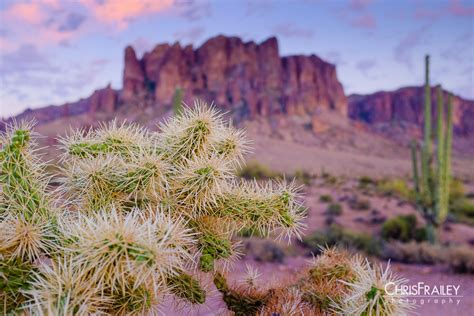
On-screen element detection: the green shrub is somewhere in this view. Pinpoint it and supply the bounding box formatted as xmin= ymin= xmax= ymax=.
xmin=326 ymin=203 xmax=343 ymax=216
xmin=302 ymin=225 xmax=381 ymax=256
xmin=450 ymin=199 xmax=474 ymax=225
xmin=382 ymin=241 xmax=442 ymax=264
xmin=377 ymin=179 xmax=413 ymax=200
xmin=448 ymin=246 xmax=474 ymax=274
xmin=449 ymin=178 xmax=465 ymax=202
xmin=245 ymin=240 xmax=285 ymax=263
xmin=319 ymin=194 xmax=333 ymax=203
xmin=237 ymin=161 xmax=283 ymax=180
xmin=381 ymin=215 xmax=426 ymax=242
xmin=358 ymin=176 xmax=376 ymax=189
xmin=292 ymin=169 xmax=312 ymax=185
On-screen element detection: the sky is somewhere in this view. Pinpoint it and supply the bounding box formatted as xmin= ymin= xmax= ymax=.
xmin=0 ymin=0 xmax=473 ymax=118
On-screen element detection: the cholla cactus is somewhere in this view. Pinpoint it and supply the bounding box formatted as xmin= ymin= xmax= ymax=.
xmin=334 ymin=259 xmax=413 ymax=316
xmin=59 ymin=101 xmax=305 ymax=273
xmin=215 ymin=248 xmax=413 ymax=316
xmin=1 ymin=101 xmax=306 ymax=313
xmin=1 ymin=122 xmax=59 ymax=312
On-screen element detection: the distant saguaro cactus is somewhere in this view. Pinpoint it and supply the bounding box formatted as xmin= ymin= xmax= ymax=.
xmin=172 ymin=87 xmax=183 ymax=115
xmin=411 ymin=55 xmax=453 ymax=243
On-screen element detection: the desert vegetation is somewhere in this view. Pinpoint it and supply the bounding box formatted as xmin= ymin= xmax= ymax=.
xmin=0 ymin=103 xmax=416 ymax=315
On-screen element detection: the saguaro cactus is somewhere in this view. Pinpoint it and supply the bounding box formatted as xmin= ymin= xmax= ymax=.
xmin=411 ymin=55 xmax=453 ymax=243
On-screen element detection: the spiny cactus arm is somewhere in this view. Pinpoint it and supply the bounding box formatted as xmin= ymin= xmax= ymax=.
xmin=172 ymin=87 xmax=183 ymax=116
xmin=0 ymin=256 xmax=37 ymax=312
xmin=60 ymin=121 xmax=150 ymax=160
xmin=166 ymin=271 xmax=206 ymax=304
xmin=211 ymin=124 xmax=251 ymax=167
xmin=213 ymin=272 xmax=268 ymax=314
xmin=158 ymin=101 xmax=223 ymax=164
xmin=421 ymin=55 xmax=432 ymax=207
xmin=0 ymin=127 xmax=52 ymax=220
xmin=210 ymin=180 xmax=306 ymax=240
xmin=435 ymin=86 xmax=446 ymax=223
xmin=410 ymin=140 xmax=420 ymax=195
xmin=172 ymin=155 xmax=232 ymax=215
xmin=439 ymin=94 xmax=453 ymax=223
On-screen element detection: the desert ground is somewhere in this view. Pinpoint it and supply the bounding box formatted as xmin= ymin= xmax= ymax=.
xmin=159 ymin=130 xmax=474 ymax=315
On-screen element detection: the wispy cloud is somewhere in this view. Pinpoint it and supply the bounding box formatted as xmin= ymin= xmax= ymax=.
xmin=349 ymin=0 xmax=373 ymax=11
xmin=356 ymin=59 xmax=377 ymax=77
xmin=351 ymin=14 xmax=376 ymax=29
xmin=393 ymin=27 xmax=427 ymax=69
xmin=174 ymin=26 xmax=205 ymax=42
xmin=272 ymin=23 xmax=314 ymax=39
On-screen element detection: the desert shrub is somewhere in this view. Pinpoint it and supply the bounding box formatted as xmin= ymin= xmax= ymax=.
xmin=302 ymin=225 xmax=381 ymax=256
xmin=448 ymin=246 xmax=474 ymax=274
xmin=326 ymin=203 xmax=343 ymax=216
xmin=450 ymin=198 xmax=474 ymax=225
xmin=321 ymin=170 xmax=338 ymax=185
xmin=377 ymin=178 xmax=413 ymax=200
xmin=382 ymin=241 xmax=442 ymax=264
xmin=381 ymin=214 xmax=426 ymax=242
xmin=449 ymin=178 xmax=465 ymax=202
xmin=358 ymin=176 xmax=376 ymax=189
xmin=292 ymin=169 xmax=312 ymax=185
xmin=348 ymin=196 xmax=371 ymax=210
xmin=245 ymin=240 xmax=286 ymax=263
xmin=319 ymin=194 xmax=333 ymax=203
xmin=237 ymin=161 xmax=282 ymax=180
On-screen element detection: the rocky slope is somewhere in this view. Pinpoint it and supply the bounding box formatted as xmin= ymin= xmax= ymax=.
xmin=7 ymin=35 xmax=347 ymax=128
xmin=4 ymin=35 xmax=473 ymax=146
xmin=348 ymin=87 xmax=474 ymax=138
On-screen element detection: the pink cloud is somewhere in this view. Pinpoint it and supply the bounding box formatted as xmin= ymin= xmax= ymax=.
xmin=349 ymin=0 xmax=373 ymax=11
xmin=351 ymin=14 xmax=376 ymax=29
xmin=80 ymin=0 xmax=174 ymax=29
xmin=449 ymin=0 xmax=474 ymax=16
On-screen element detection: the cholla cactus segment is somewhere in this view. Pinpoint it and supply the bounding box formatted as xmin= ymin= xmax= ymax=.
xmin=158 ymin=100 xmax=223 ymax=163
xmin=301 ymin=247 xmax=356 ymax=311
xmin=211 ymin=124 xmax=251 ymax=167
xmin=173 ymin=155 xmax=232 ymax=214
xmin=108 ymin=281 xmax=160 ymax=315
xmin=213 ymin=272 xmax=268 ymax=315
xmin=213 ymin=180 xmax=306 ymax=240
xmin=334 ymin=259 xmax=414 ymax=316
xmin=0 ymin=255 xmax=36 ymax=313
xmin=26 ymin=257 xmax=107 ymax=316
xmin=60 ymin=155 xmax=124 ymax=212
xmin=0 ymin=122 xmax=54 ymax=220
xmin=259 ymin=288 xmax=312 ymax=316
xmin=61 ymin=120 xmax=150 ymax=160
xmin=0 ymin=214 xmax=56 ymax=262
xmin=166 ymin=271 xmax=206 ymax=305
xmin=112 ymin=151 xmax=169 ymax=202
xmin=60 ymin=208 xmax=194 ymax=293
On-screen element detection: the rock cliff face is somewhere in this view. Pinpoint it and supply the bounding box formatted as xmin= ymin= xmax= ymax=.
xmin=348 ymin=87 xmax=474 ymax=137
xmin=122 ymin=35 xmax=347 ymax=118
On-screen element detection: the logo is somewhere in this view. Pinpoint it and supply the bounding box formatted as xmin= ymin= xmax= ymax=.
xmin=385 ymin=281 xmax=463 ymax=306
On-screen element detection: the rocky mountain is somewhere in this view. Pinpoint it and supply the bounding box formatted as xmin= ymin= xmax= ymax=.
xmin=348 ymin=87 xmax=474 ymax=138
xmin=4 ymin=35 xmax=473 ymax=145
xmin=7 ymin=35 xmax=347 ymax=128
